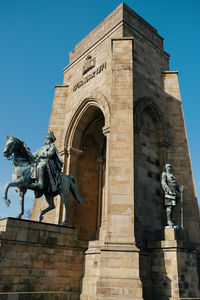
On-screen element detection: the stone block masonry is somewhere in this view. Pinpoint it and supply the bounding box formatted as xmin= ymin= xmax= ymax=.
xmin=0 ymin=218 xmax=87 ymax=299
xmin=149 ymin=228 xmax=200 ymax=299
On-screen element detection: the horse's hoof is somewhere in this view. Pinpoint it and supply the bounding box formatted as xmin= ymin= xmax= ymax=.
xmin=4 ymin=198 xmax=11 ymax=207
xmin=39 ymin=215 xmax=43 ymax=222
xmin=16 ymin=215 xmax=22 ymax=219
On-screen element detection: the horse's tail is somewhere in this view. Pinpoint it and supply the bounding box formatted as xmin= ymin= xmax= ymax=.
xmin=69 ymin=175 xmax=83 ymax=204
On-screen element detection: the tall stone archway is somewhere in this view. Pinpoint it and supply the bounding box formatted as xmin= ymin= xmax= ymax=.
xmin=63 ymin=97 xmax=110 ymax=241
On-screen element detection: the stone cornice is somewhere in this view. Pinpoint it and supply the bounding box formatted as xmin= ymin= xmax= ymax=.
xmin=162 ymin=71 xmax=179 ymax=75
xmin=54 ymin=84 xmax=69 ymax=88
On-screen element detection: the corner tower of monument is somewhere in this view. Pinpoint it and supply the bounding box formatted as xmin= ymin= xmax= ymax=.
xmin=31 ymin=3 xmax=200 ymax=299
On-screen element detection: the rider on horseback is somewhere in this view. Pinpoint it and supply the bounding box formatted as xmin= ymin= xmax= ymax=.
xmin=3 ymin=133 xmax=83 ymax=224
xmin=32 ymin=131 xmax=63 ymax=194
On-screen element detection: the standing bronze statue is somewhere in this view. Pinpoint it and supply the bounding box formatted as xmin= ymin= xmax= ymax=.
xmin=161 ymin=163 xmax=184 ymax=227
xmin=2 ymin=132 xmax=83 ymax=225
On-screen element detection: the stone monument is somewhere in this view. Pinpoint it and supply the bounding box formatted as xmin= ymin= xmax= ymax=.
xmin=1 ymin=3 xmax=200 ymax=300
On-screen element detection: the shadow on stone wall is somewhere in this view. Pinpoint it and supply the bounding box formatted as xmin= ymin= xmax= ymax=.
xmin=139 ymin=245 xmax=172 ymax=300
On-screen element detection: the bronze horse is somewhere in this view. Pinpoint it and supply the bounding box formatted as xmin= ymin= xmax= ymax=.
xmin=3 ymin=136 xmax=83 ymax=225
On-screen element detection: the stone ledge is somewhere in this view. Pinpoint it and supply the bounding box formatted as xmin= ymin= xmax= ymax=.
xmin=147 ymin=228 xmax=200 ymax=251
xmin=155 ymin=227 xmax=188 ymax=242
xmin=147 ymin=239 xmax=199 ymax=251
xmin=0 ymin=291 xmax=79 ymax=300
xmin=0 ymin=218 xmax=87 ymax=249
xmin=0 ymin=217 xmax=76 ymax=232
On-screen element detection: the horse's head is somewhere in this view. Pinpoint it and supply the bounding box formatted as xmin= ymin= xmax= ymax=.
xmin=3 ymin=136 xmax=33 ymax=164
xmin=3 ymin=136 xmax=16 ymax=158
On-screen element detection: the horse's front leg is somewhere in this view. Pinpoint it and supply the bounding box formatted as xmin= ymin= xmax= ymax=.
xmin=16 ymin=188 xmax=26 ymax=219
xmin=3 ymin=181 xmax=22 ymax=207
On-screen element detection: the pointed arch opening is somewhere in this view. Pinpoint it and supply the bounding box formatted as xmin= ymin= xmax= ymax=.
xmin=64 ymin=97 xmax=110 ymax=241
xmin=134 ymin=97 xmax=169 ymax=246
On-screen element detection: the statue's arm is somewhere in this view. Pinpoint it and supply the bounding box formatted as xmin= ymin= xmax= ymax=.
xmin=161 ymin=173 xmax=171 ymax=194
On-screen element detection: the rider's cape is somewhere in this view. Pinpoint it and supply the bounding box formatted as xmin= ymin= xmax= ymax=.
xmin=46 ymin=150 xmax=63 ymax=193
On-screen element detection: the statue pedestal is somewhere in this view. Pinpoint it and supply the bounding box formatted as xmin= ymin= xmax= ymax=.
xmin=148 ymin=228 xmax=200 ymax=300
xmin=0 ymin=218 xmax=87 ymax=299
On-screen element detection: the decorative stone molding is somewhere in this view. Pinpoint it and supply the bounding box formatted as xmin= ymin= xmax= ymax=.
xmin=159 ymin=136 xmax=171 ymax=148
xmin=67 ymin=147 xmax=83 ymax=158
xmin=54 ymin=84 xmax=70 ymax=88
xmin=64 ymin=92 xmax=110 ymax=150
xmin=59 ymin=148 xmax=68 ymax=156
xmin=102 ymin=125 xmax=110 ymax=136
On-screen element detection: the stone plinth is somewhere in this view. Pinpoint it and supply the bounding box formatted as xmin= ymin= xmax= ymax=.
xmin=80 ymin=241 xmax=143 ymax=300
xmin=0 ymin=218 xmax=87 ymax=299
xmin=148 ymin=228 xmax=200 ymax=300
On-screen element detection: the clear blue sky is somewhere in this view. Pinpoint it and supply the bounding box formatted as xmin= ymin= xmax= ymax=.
xmin=0 ymin=0 xmax=200 ymax=218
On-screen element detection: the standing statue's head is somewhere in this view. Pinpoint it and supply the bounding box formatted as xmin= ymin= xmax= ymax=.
xmin=164 ymin=163 xmax=173 ymax=174
xmin=44 ymin=131 xmax=56 ymax=144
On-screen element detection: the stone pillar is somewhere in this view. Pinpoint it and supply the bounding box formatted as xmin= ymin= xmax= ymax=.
xmin=103 ymin=37 xmax=135 ymax=246
xmin=81 ymin=38 xmax=143 ymax=300
xmin=99 ymin=125 xmax=110 ymax=242
xmin=96 ymin=156 xmax=104 ymax=239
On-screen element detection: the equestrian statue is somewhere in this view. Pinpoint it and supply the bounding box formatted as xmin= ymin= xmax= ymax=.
xmin=2 ymin=131 xmax=83 ymax=225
